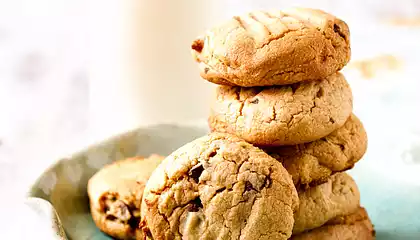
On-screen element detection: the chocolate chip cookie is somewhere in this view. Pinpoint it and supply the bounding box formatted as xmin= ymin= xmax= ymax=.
xmin=265 ymin=114 xmax=367 ymax=188
xmin=87 ymin=155 xmax=165 ymax=240
xmin=293 ymin=172 xmax=360 ymax=234
xmin=209 ymin=72 xmax=353 ymax=146
xmin=191 ymin=8 xmax=350 ymax=87
xmin=140 ymin=133 xmax=298 ymax=240
xmin=292 ymin=207 xmax=375 ymax=240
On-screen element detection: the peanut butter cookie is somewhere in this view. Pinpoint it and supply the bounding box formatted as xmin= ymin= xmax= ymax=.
xmin=191 ymin=8 xmax=350 ymax=87
xmin=264 ymin=114 xmax=367 ymax=188
xmin=292 ymin=207 xmax=375 ymax=240
xmin=293 ymin=172 xmax=360 ymax=234
xmin=209 ymin=72 xmax=353 ymax=146
xmin=87 ymin=155 xmax=165 ymax=240
xmin=140 ymin=133 xmax=298 ymax=240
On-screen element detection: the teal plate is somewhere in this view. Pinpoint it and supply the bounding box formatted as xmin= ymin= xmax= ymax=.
xmin=26 ymin=124 xmax=420 ymax=240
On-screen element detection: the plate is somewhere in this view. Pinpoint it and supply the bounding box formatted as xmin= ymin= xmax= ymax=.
xmin=26 ymin=124 xmax=420 ymax=240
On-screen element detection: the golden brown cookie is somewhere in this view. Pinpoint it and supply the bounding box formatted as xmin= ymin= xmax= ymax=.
xmin=264 ymin=114 xmax=367 ymax=188
xmin=140 ymin=133 xmax=298 ymax=240
xmin=191 ymin=8 xmax=350 ymax=87
xmin=293 ymin=172 xmax=360 ymax=234
xmin=209 ymin=72 xmax=353 ymax=146
xmin=87 ymin=155 xmax=165 ymax=240
xmin=292 ymin=207 xmax=375 ymax=240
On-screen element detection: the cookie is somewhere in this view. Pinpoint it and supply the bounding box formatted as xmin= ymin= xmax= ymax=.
xmin=140 ymin=132 xmax=298 ymax=240
xmin=191 ymin=8 xmax=350 ymax=87
xmin=265 ymin=114 xmax=367 ymax=188
xmin=293 ymin=172 xmax=360 ymax=234
xmin=292 ymin=207 xmax=375 ymax=240
xmin=209 ymin=72 xmax=353 ymax=146
xmin=87 ymin=155 xmax=165 ymax=240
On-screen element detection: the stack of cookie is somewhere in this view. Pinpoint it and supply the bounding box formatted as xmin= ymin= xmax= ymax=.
xmin=87 ymin=7 xmax=375 ymax=240
xmin=191 ymin=8 xmax=375 ymax=239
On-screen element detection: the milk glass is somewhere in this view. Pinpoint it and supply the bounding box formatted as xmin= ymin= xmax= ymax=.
xmin=88 ymin=1 xmax=228 ymax=140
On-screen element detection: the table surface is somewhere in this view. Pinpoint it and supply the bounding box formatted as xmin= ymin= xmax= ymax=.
xmin=1 ymin=0 xmax=420 ymax=238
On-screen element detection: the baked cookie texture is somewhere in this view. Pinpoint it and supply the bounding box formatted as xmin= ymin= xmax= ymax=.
xmin=209 ymin=72 xmax=353 ymax=146
xmin=293 ymin=172 xmax=360 ymax=234
xmin=292 ymin=207 xmax=375 ymax=240
xmin=87 ymin=155 xmax=165 ymax=240
xmin=140 ymin=132 xmax=298 ymax=240
xmin=191 ymin=8 xmax=350 ymax=87
xmin=264 ymin=114 xmax=367 ymax=188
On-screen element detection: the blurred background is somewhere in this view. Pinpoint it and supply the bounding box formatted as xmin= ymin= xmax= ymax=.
xmin=1 ymin=0 xmax=420 ymax=237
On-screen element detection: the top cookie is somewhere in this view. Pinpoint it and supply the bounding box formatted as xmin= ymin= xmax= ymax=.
xmin=87 ymin=155 xmax=165 ymax=240
xmin=140 ymin=132 xmax=298 ymax=240
xmin=191 ymin=8 xmax=350 ymax=87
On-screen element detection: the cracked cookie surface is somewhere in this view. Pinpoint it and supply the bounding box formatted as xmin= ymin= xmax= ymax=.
xmin=87 ymin=155 xmax=165 ymax=240
xmin=191 ymin=8 xmax=350 ymax=87
xmin=293 ymin=172 xmax=360 ymax=234
xmin=264 ymin=114 xmax=367 ymax=188
xmin=209 ymin=72 xmax=353 ymax=146
xmin=140 ymin=133 xmax=298 ymax=240
xmin=292 ymin=207 xmax=375 ymax=240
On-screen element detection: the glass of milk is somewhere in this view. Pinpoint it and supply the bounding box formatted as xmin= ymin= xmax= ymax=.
xmin=87 ymin=1 xmax=229 ymax=141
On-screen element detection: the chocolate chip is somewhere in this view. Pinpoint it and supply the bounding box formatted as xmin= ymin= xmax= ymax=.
xmin=105 ymin=215 xmax=117 ymax=221
xmin=329 ymin=117 xmax=335 ymax=124
xmin=189 ymin=164 xmax=204 ymax=183
xmin=333 ymin=24 xmax=346 ymax=40
xmin=209 ymin=150 xmax=217 ymax=158
xmin=339 ymin=144 xmax=345 ymax=151
xmin=187 ymin=197 xmax=203 ymax=212
xmin=191 ymin=39 xmax=204 ymax=53
xmin=249 ymin=98 xmax=259 ymax=104
xmin=128 ymin=216 xmax=140 ymax=229
xmin=245 ymin=181 xmax=255 ymax=192
xmin=99 ymin=193 xmax=118 ymax=212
